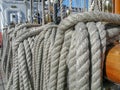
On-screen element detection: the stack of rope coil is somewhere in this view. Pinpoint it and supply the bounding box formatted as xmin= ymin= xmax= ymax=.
xmin=1 ymin=12 xmax=120 ymax=90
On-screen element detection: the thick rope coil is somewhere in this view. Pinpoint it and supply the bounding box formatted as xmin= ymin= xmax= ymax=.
xmin=87 ymin=22 xmax=102 ymax=90
xmin=67 ymin=29 xmax=76 ymax=90
xmin=1 ymin=33 xmax=9 ymax=73
xmin=35 ymin=41 xmax=43 ymax=90
xmin=23 ymin=39 xmax=34 ymax=90
xmin=2 ymin=12 xmax=120 ymax=90
xmin=28 ymin=37 xmax=34 ymax=53
xmin=10 ymin=25 xmax=53 ymax=90
xmin=18 ymin=56 xmax=24 ymax=90
xmin=23 ymin=39 xmax=32 ymax=76
xmin=59 ymin=12 xmax=120 ymax=31
xmin=96 ymin=22 xmax=106 ymax=55
xmin=96 ymin=22 xmax=106 ymax=70
xmin=35 ymin=31 xmax=45 ymax=90
xmin=60 ymin=0 xmax=64 ymax=20
xmin=11 ymin=24 xmax=45 ymax=90
xmin=44 ymin=36 xmax=51 ymax=90
xmin=75 ymin=22 xmax=90 ymax=90
xmin=57 ymin=29 xmax=72 ymax=90
xmin=96 ymin=22 xmax=106 ymax=89
xmin=32 ymin=31 xmax=44 ymax=89
xmin=15 ymin=23 xmax=40 ymax=31
xmin=12 ymin=42 xmax=19 ymax=90
xmin=6 ymin=71 xmax=13 ymax=90
xmin=18 ymin=43 xmax=32 ymax=90
xmin=49 ymin=29 xmax=64 ymax=90
xmin=46 ymin=28 xmax=57 ymax=90
xmin=43 ymin=29 xmax=52 ymax=90
xmin=11 ymin=26 xmax=38 ymax=90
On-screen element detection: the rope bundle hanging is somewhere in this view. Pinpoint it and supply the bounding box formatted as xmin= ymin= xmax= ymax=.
xmin=1 ymin=12 xmax=120 ymax=90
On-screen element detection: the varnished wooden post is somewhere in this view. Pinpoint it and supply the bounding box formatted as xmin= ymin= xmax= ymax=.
xmin=105 ymin=44 xmax=120 ymax=84
xmin=115 ymin=0 xmax=120 ymax=14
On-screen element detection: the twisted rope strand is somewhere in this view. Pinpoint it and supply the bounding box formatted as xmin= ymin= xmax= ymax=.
xmin=75 ymin=22 xmax=90 ymax=90
xmin=43 ymin=29 xmax=52 ymax=90
xmin=60 ymin=0 xmax=64 ymax=20
xmin=67 ymin=29 xmax=77 ymax=90
xmin=49 ymin=30 xmax=64 ymax=90
xmin=87 ymin=22 xmax=102 ymax=90
xmin=2 ymin=12 xmax=120 ymax=90
xmin=35 ymin=31 xmax=45 ymax=90
xmin=57 ymin=29 xmax=72 ymax=90
xmin=18 ymin=43 xmax=31 ymax=90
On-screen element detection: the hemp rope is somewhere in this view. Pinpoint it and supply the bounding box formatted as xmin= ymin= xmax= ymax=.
xmin=67 ymin=28 xmax=77 ymax=90
xmin=1 ymin=12 xmax=120 ymax=90
xmin=43 ymin=28 xmax=52 ymax=90
xmin=60 ymin=0 xmax=64 ymax=20
xmin=18 ymin=43 xmax=31 ymax=90
xmin=75 ymin=22 xmax=90 ymax=90
xmin=57 ymin=29 xmax=72 ymax=90
xmin=87 ymin=22 xmax=102 ymax=90
xmin=2 ymin=24 xmax=46 ymax=90
xmin=34 ymin=31 xmax=45 ymax=90
xmin=42 ymin=0 xmax=45 ymax=25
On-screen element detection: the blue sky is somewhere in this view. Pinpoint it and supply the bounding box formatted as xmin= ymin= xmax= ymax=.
xmin=63 ymin=0 xmax=88 ymax=8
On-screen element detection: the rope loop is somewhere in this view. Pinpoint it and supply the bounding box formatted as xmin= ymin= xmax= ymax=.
xmin=1 ymin=12 xmax=120 ymax=90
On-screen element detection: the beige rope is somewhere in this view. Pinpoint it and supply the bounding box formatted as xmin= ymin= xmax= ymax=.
xmin=87 ymin=22 xmax=102 ymax=90
xmin=2 ymin=12 xmax=120 ymax=90
xmin=75 ymin=22 xmax=90 ymax=90
xmin=67 ymin=28 xmax=77 ymax=90
xmin=42 ymin=0 xmax=45 ymax=25
xmin=60 ymin=0 xmax=64 ymax=19
xmin=57 ymin=29 xmax=72 ymax=90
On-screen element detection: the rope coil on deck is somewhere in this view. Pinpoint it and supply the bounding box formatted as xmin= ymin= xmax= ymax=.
xmin=1 ymin=12 xmax=120 ymax=90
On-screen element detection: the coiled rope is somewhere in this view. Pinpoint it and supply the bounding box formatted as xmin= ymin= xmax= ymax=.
xmin=60 ymin=0 xmax=64 ymax=20
xmin=1 ymin=12 xmax=120 ymax=90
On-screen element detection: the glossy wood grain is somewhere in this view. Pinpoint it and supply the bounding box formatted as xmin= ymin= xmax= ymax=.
xmin=115 ymin=0 xmax=120 ymax=14
xmin=105 ymin=44 xmax=120 ymax=84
